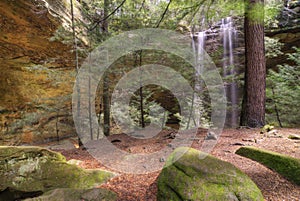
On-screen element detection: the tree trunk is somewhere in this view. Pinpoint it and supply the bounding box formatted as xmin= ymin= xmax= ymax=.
xmin=70 ymin=0 xmax=83 ymax=146
xmin=103 ymin=0 xmax=110 ymax=136
xmin=138 ymin=51 xmax=145 ymax=128
xmin=271 ymin=86 xmax=283 ymax=128
xmin=102 ymin=0 xmax=109 ymax=33
xmin=103 ymin=75 xmax=110 ymax=136
xmin=70 ymin=0 xmax=79 ymax=72
xmin=240 ymin=0 xmax=266 ymax=127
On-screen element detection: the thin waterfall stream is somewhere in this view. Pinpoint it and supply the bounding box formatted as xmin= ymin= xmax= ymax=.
xmin=221 ymin=17 xmax=239 ymax=127
xmin=192 ymin=17 xmax=239 ymax=128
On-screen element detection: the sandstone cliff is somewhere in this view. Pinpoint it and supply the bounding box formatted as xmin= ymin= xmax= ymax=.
xmin=0 ymin=0 xmax=84 ymax=144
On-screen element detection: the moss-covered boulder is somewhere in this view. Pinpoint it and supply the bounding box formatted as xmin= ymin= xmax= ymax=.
xmin=157 ymin=147 xmax=264 ymax=201
xmin=236 ymin=146 xmax=300 ymax=185
xmin=0 ymin=146 xmax=115 ymax=193
xmin=24 ymin=188 xmax=117 ymax=201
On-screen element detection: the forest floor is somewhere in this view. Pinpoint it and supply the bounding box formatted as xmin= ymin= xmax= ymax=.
xmin=47 ymin=128 xmax=300 ymax=201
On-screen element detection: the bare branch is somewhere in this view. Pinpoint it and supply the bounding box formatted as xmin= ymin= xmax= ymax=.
xmin=89 ymin=0 xmax=126 ymax=32
xmin=156 ymin=0 xmax=173 ymax=28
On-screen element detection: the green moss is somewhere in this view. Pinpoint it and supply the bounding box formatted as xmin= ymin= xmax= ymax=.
xmin=260 ymin=124 xmax=274 ymax=133
xmin=236 ymin=146 xmax=300 ymax=185
xmin=30 ymin=157 xmax=114 ymax=191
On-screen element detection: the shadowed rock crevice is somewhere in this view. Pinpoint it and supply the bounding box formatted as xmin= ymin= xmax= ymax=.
xmin=0 ymin=188 xmax=43 ymax=201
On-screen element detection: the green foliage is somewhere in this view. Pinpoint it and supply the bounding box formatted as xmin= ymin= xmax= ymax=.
xmin=236 ymin=146 xmax=300 ymax=185
xmin=62 ymin=0 xmax=284 ymax=44
xmin=266 ymin=47 xmax=300 ymax=127
xmin=80 ymin=0 xmax=281 ymax=35
xmin=110 ymin=86 xmax=170 ymax=132
xmin=129 ymin=88 xmax=169 ymax=128
xmin=265 ymin=36 xmax=283 ymax=58
xmin=244 ymin=0 xmax=282 ymax=26
xmin=265 ymin=0 xmax=283 ymax=28
xmin=246 ymin=1 xmax=265 ymax=24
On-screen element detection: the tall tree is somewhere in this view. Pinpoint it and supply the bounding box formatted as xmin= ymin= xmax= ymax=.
xmin=70 ymin=0 xmax=84 ymax=145
xmin=240 ymin=0 xmax=266 ymax=127
xmin=103 ymin=0 xmax=110 ymax=136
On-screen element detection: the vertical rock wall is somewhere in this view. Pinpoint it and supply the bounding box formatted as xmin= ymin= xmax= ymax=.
xmin=0 ymin=0 xmax=84 ymax=144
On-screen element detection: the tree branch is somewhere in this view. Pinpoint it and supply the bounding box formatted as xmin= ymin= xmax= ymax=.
xmin=156 ymin=0 xmax=173 ymax=28
xmin=89 ymin=0 xmax=126 ymax=32
xmin=139 ymin=0 xmax=146 ymax=12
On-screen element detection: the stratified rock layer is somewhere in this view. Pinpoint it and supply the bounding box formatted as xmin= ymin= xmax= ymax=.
xmin=0 ymin=0 xmax=85 ymax=144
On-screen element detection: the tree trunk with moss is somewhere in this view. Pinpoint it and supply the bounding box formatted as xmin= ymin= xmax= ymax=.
xmin=240 ymin=0 xmax=266 ymax=127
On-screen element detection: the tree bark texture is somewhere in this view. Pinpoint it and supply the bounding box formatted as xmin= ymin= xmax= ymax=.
xmin=240 ymin=0 xmax=266 ymax=127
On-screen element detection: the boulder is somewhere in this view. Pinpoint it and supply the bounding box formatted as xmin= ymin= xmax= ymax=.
xmin=24 ymin=188 xmax=117 ymax=201
xmin=0 ymin=146 xmax=115 ymax=193
xmin=157 ymin=147 xmax=263 ymax=201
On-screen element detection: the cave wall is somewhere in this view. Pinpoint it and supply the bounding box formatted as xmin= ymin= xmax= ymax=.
xmin=0 ymin=0 xmax=84 ymax=145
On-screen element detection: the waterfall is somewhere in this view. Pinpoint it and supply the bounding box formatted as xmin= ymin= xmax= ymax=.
xmin=221 ymin=17 xmax=239 ymax=127
xmin=190 ymin=31 xmax=206 ymax=128
xmin=194 ymin=31 xmax=206 ymax=89
xmin=191 ymin=31 xmax=206 ymax=96
xmin=191 ymin=17 xmax=239 ymax=128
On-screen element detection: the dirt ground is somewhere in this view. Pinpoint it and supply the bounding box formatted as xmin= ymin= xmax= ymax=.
xmin=50 ymin=128 xmax=300 ymax=201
